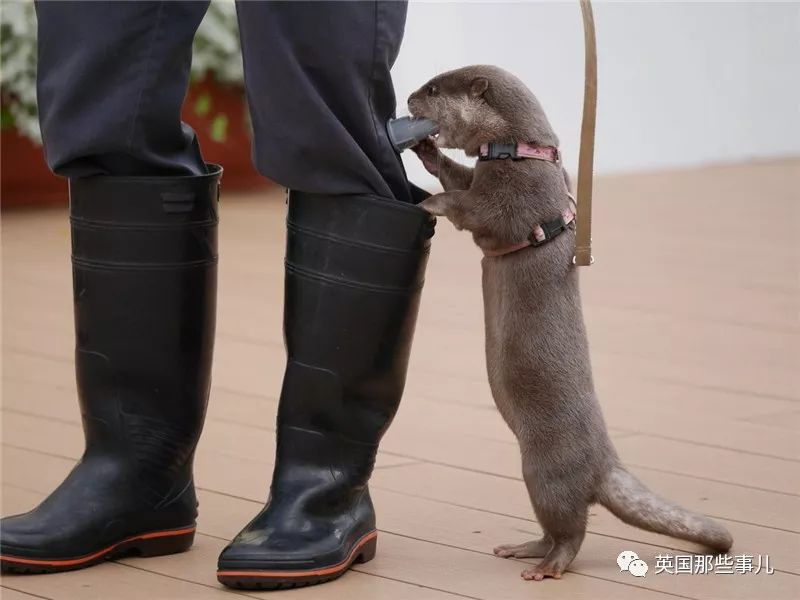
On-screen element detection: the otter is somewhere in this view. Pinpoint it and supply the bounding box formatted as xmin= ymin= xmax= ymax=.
xmin=407 ymin=65 xmax=732 ymax=581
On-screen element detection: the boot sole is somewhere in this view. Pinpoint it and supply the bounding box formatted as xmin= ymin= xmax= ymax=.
xmin=217 ymin=530 xmax=377 ymax=590
xmin=0 ymin=525 xmax=196 ymax=574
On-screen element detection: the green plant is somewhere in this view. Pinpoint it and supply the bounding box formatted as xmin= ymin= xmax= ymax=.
xmin=192 ymin=91 xmax=231 ymax=143
xmin=0 ymin=1 xmax=39 ymax=142
xmin=189 ymin=0 xmax=244 ymax=144
xmin=0 ymin=0 xmax=244 ymax=145
xmin=191 ymin=0 xmax=243 ymax=86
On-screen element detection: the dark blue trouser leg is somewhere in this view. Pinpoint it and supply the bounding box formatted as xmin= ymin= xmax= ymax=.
xmin=35 ymin=0 xmax=209 ymax=177
xmin=237 ymin=0 xmax=412 ymax=202
xmin=36 ymin=0 xmax=411 ymax=200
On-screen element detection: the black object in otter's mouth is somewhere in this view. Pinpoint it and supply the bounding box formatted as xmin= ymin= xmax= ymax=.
xmin=386 ymin=117 xmax=440 ymax=152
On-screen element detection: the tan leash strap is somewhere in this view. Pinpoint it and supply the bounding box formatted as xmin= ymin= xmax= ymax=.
xmin=574 ymin=0 xmax=597 ymax=266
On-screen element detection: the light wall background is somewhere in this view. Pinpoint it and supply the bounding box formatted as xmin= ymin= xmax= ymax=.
xmin=392 ymin=1 xmax=800 ymax=187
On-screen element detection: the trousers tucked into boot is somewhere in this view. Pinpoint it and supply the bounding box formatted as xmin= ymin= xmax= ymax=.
xmin=0 ymin=166 xmax=221 ymax=572
xmin=217 ymin=191 xmax=434 ymax=590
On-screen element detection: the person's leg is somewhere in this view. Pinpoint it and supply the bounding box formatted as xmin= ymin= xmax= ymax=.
xmin=36 ymin=0 xmax=208 ymax=176
xmin=217 ymin=1 xmax=433 ymax=589
xmin=0 ymin=1 xmax=218 ymax=574
xmin=234 ymin=0 xmax=413 ymax=202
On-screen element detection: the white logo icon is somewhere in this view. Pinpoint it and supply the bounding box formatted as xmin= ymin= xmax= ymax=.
xmin=629 ymin=559 xmax=649 ymax=577
xmin=618 ymin=550 xmax=648 ymax=577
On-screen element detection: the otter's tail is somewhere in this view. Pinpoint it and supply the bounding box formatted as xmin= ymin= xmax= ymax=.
xmin=597 ymin=465 xmax=733 ymax=552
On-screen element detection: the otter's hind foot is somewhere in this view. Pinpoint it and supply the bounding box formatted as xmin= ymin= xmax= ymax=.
xmin=520 ymin=539 xmax=580 ymax=581
xmin=493 ymin=537 xmax=551 ymax=559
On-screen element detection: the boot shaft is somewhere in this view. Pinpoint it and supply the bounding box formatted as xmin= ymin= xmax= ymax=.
xmin=69 ymin=167 xmax=221 ymax=487
xmin=279 ymin=192 xmax=434 ymax=447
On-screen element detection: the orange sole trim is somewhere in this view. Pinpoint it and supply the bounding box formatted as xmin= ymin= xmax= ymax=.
xmin=217 ymin=530 xmax=378 ymax=579
xmin=0 ymin=526 xmax=196 ymax=568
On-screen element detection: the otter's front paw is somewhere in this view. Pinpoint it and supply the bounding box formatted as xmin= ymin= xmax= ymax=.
xmin=419 ymin=194 xmax=449 ymax=216
xmin=410 ymin=137 xmax=442 ymax=177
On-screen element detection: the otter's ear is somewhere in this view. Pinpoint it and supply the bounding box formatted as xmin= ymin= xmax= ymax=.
xmin=470 ymin=77 xmax=489 ymax=98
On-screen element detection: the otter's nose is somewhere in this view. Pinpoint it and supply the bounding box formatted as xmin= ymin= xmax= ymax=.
xmin=407 ymin=94 xmax=420 ymax=116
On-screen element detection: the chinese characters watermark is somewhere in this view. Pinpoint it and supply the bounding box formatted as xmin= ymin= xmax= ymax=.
xmin=654 ymin=553 xmax=774 ymax=575
xmin=617 ymin=550 xmax=775 ymax=578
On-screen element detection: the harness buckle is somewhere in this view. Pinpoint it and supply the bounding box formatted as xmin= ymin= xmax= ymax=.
xmin=531 ymin=216 xmax=569 ymax=247
xmin=543 ymin=216 xmax=568 ymax=238
xmin=486 ymin=142 xmax=518 ymax=160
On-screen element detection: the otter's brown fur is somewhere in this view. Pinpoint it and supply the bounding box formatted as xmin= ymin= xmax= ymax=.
xmin=408 ymin=65 xmax=732 ymax=581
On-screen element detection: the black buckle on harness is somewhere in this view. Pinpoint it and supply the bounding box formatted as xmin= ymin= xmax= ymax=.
xmin=530 ymin=215 xmax=574 ymax=247
xmin=479 ymin=142 xmax=518 ymax=161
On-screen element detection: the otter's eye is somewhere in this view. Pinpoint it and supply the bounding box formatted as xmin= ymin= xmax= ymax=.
xmin=427 ymin=84 xmax=439 ymax=97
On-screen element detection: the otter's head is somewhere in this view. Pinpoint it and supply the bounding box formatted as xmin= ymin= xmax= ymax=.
xmin=407 ymin=65 xmax=557 ymax=156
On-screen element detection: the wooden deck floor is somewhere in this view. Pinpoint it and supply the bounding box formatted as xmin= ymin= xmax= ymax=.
xmin=1 ymin=159 xmax=798 ymax=599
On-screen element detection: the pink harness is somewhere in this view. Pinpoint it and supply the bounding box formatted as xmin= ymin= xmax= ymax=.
xmin=478 ymin=142 xmax=575 ymax=258
xmin=478 ymin=142 xmax=561 ymax=163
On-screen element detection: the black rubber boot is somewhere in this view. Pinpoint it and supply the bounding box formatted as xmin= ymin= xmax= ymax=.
xmin=217 ymin=191 xmax=434 ymax=590
xmin=0 ymin=166 xmax=222 ymax=573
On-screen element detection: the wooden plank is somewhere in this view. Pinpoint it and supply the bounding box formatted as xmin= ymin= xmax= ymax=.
xmin=406 ymin=327 xmax=798 ymax=403
xmin=8 ymin=240 xmax=796 ymax=336
xmin=6 ymin=437 xmax=799 ymax=581
xmin=614 ymin=436 xmax=800 ymax=495
xmin=2 ymin=484 xmax=44 ymax=515
xmin=4 ymin=392 xmax=798 ymax=504
xmin=0 ymin=411 xmax=415 ymax=472
xmin=4 ymin=200 xmax=798 ymax=404
xmin=745 ymin=410 xmax=800 ymax=431
xmin=3 ymin=382 xmax=799 ymax=520
xmin=5 ymin=343 xmax=797 ymax=462
xmin=0 ymin=365 xmax=623 ymax=449
xmin=597 ymin=394 xmax=800 ymax=461
xmin=0 ymin=587 xmax=51 ymax=600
